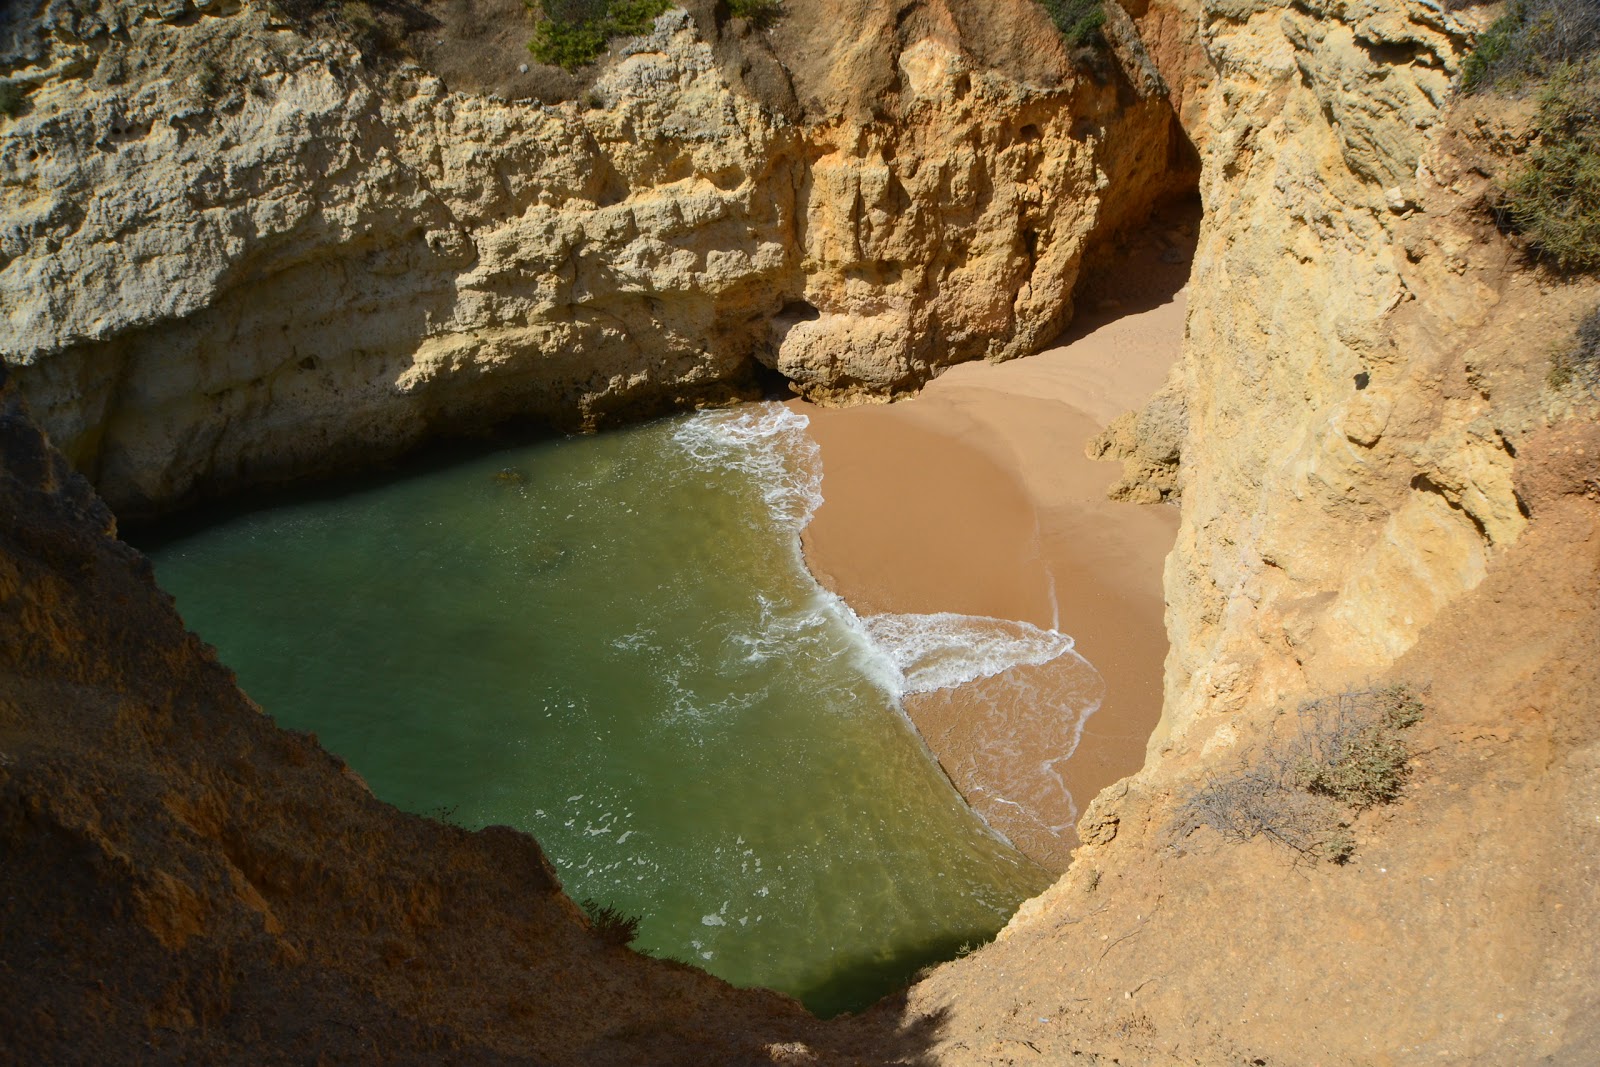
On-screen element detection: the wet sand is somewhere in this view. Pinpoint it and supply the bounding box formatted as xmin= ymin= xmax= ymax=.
xmin=797 ymin=214 xmax=1194 ymax=871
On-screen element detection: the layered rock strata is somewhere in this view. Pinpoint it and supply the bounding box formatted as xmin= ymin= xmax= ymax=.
xmin=0 ymin=0 xmax=1192 ymax=518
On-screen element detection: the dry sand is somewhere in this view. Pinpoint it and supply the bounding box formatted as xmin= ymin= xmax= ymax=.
xmin=797 ymin=209 xmax=1196 ymax=871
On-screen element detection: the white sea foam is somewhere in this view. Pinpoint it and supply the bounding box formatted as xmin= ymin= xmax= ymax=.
xmin=671 ymin=403 xmax=822 ymax=531
xmin=671 ymin=401 xmax=1105 ymax=840
xmin=671 ymin=403 xmax=1092 ymax=712
xmin=863 ymin=612 xmax=1078 ymax=695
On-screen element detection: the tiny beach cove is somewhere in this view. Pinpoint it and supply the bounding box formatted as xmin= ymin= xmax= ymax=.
xmin=11 ymin=0 xmax=1597 ymax=1057
xmin=139 ymin=219 xmax=1190 ymax=1018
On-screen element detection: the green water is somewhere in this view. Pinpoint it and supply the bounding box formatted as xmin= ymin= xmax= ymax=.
xmin=143 ymin=404 xmax=1053 ymax=1016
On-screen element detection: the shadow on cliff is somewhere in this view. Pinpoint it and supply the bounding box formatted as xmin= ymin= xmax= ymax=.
xmin=0 ymin=362 xmax=959 ymax=1064
xmin=123 ymin=421 xmax=564 ymax=550
xmin=1053 ymin=193 xmax=1201 ymax=348
xmin=795 ymin=928 xmax=1000 ymax=1021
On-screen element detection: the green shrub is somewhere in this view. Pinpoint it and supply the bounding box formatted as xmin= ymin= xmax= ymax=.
xmin=581 ymin=898 xmax=642 ymax=946
xmin=529 ymin=0 xmax=670 ymax=70
xmin=727 ymin=0 xmax=783 ymax=29
xmin=1297 ymin=725 xmax=1411 ymax=808
xmin=1502 ymin=60 xmax=1600 ymax=271
xmin=531 ymin=18 xmax=613 ymax=70
xmin=1173 ymin=685 xmax=1424 ymax=864
xmin=1290 ymin=684 xmax=1422 ymax=810
xmin=1462 ymin=0 xmax=1600 ymax=93
xmin=0 ymin=81 xmax=24 ymax=119
xmin=1039 ymin=0 xmax=1106 ymax=48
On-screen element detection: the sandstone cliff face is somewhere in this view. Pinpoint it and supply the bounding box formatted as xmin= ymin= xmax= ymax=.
xmin=1150 ymin=0 xmax=1505 ymax=732
xmin=0 ymin=0 xmax=1189 ymax=518
xmin=896 ymin=1 xmax=1600 ymax=1063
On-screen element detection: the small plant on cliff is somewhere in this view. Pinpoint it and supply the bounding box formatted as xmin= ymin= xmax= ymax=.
xmin=1459 ymin=1 xmax=1600 ymax=272
xmin=1172 ymin=685 xmax=1425 ymax=865
xmin=338 ymin=0 xmax=402 ymax=58
xmin=1039 ymin=0 xmax=1106 ymax=48
xmin=1500 ymin=60 xmax=1600 ymax=271
xmin=265 ymin=0 xmax=426 ymax=64
xmin=193 ymin=58 xmax=227 ymax=100
xmin=1293 ymin=686 xmax=1423 ymax=809
xmin=528 ymin=0 xmax=670 ymax=70
xmin=727 ymin=0 xmax=783 ymax=29
xmin=581 ymin=898 xmax=643 ymax=947
xmin=1549 ymin=304 xmax=1600 ymax=389
xmin=1461 ymin=0 xmax=1600 ymax=93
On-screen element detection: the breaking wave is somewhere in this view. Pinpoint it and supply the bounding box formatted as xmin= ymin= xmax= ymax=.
xmin=670 ymin=402 xmax=1098 ymax=717
xmin=671 ymin=403 xmax=822 ymax=533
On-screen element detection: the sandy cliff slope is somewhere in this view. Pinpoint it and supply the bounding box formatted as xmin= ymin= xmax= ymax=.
xmin=903 ymin=1 xmax=1600 ymax=1062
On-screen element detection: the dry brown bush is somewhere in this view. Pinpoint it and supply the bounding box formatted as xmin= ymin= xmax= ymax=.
xmin=1173 ymin=686 xmax=1424 ymax=865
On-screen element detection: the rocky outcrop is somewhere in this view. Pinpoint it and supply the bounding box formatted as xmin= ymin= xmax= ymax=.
xmin=0 ymin=0 xmax=1192 ymax=518
xmin=1143 ymin=0 xmax=1533 ymax=732
xmin=1084 ymin=377 xmax=1184 ymax=502
xmin=897 ymin=1 xmax=1600 ymax=1063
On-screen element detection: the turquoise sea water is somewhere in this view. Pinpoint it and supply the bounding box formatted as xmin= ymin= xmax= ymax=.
xmin=143 ymin=403 xmax=1064 ymax=1016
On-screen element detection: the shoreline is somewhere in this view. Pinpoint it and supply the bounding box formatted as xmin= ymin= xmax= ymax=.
xmin=793 ymin=214 xmax=1194 ymax=871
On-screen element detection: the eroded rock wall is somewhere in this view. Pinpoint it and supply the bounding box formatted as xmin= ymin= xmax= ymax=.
xmin=0 ymin=0 xmax=1191 ymax=518
xmin=894 ymin=1 xmax=1600 ymax=1062
xmin=10 ymin=0 xmax=1599 ymax=1062
xmin=1146 ymin=0 xmax=1536 ymax=740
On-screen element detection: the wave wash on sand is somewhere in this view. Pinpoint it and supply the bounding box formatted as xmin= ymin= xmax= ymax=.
xmin=674 ymin=403 xmax=1108 ymax=851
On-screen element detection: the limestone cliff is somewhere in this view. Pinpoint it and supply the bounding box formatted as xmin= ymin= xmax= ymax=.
xmin=0 ymin=0 xmax=1190 ymax=519
xmin=902 ymin=1 xmax=1600 ymax=1063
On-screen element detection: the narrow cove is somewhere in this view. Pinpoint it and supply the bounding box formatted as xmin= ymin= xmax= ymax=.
xmin=139 ymin=403 xmax=1094 ymax=1017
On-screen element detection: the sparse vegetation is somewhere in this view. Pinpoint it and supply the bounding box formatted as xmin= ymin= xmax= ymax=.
xmin=1173 ymin=685 xmax=1425 ymax=864
xmin=581 ymin=898 xmax=642 ymax=946
xmin=1458 ymin=1 xmax=1600 ymax=272
xmin=1461 ymin=0 xmax=1600 ymax=93
xmin=194 ymin=58 xmax=227 ymax=100
xmin=528 ymin=0 xmax=671 ymax=70
xmin=1501 ymin=60 xmax=1600 ymax=271
xmin=1549 ymin=304 xmax=1600 ymax=389
xmin=1039 ymin=0 xmax=1107 ymax=48
xmin=340 ymin=0 xmax=402 ymax=58
xmin=0 ymin=81 xmax=25 ymax=120
xmin=265 ymin=0 xmax=425 ymax=65
xmin=727 ymin=0 xmax=783 ymax=30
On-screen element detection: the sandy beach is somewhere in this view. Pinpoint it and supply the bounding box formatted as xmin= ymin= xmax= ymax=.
xmin=797 ymin=210 xmax=1195 ymax=871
